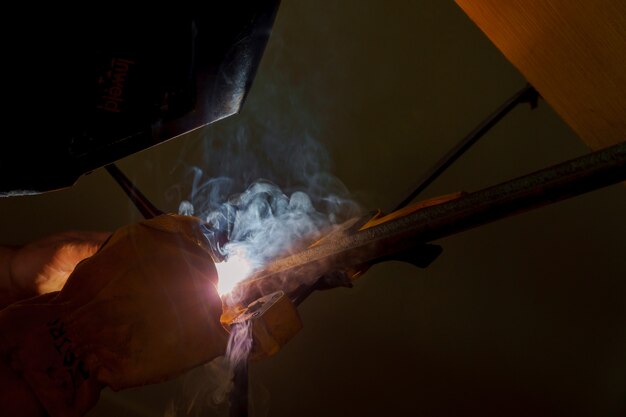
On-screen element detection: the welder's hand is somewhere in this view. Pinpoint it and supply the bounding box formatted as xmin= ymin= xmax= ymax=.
xmin=0 ymin=215 xmax=228 ymax=417
xmin=1 ymin=231 xmax=110 ymax=303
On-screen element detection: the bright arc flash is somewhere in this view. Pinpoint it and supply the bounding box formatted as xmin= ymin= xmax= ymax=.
xmin=215 ymin=252 xmax=254 ymax=296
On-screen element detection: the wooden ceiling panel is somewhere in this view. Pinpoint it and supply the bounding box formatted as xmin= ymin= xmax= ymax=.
xmin=456 ymin=0 xmax=626 ymax=150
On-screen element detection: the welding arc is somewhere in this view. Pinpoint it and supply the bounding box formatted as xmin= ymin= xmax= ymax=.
xmin=105 ymin=164 xmax=164 ymax=219
xmin=391 ymin=83 xmax=539 ymax=212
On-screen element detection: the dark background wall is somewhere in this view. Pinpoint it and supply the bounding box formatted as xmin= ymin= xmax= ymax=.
xmin=1 ymin=1 xmax=625 ymax=416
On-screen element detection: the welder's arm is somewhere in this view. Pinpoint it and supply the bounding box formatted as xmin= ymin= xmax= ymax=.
xmin=0 ymin=231 xmax=110 ymax=307
xmin=0 ymin=215 xmax=228 ymax=417
xmin=0 ymin=233 xmax=109 ymax=417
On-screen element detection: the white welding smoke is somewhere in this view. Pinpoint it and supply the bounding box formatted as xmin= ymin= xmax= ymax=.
xmin=177 ymin=128 xmax=361 ymax=295
xmin=169 ymin=110 xmax=360 ymax=417
xmin=165 ymin=322 xmax=260 ymax=417
xmin=207 ymin=321 xmax=253 ymax=407
xmin=167 ymin=38 xmax=361 ymax=415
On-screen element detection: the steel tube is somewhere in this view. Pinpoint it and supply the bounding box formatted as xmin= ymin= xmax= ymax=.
xmin=232 ymin=141 xmax=626 ymax=305
xmin=391 ymin=84 xmax=539 ymax=212
xmin=105 ymin=164 xmax=163 ymax=219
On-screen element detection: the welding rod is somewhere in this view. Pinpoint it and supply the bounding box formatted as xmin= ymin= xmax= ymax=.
xmin=105 ymin=164 xmax=164 ymax=219
xmin=233 ymin=141 xmax=626 ymax=304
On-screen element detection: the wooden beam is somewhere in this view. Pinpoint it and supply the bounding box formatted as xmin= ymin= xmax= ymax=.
xmin=456 ymin=0 xmax=626 ymax=150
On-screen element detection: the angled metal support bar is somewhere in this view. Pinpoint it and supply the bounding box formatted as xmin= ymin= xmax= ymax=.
xmin=105 ymin=164 xmax=164 ymax=219
xmin=392 ymin=83 xmax=539 ymax=212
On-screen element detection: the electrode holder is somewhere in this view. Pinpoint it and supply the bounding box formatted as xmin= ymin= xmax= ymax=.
xmin=223 ymin=291 xmax=302 ymax=360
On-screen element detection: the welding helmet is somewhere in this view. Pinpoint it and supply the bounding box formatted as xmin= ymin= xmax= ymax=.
xmin=0 ymin=2 xmax=280 ymax=194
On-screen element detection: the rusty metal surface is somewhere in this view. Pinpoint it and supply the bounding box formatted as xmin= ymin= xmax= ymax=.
xmin=231 ymin=141 xmax=626 ymax=305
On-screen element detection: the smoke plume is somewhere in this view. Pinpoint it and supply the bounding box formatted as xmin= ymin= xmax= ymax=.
xmin=165 ymin=36 xmax=362 ymax=414
xmin=164 ymin=321 xmax=259 ymax=417
xmin=176 ymin=114 xmax=361 ymax=294
xmin=166 ymin=111 xmax=361 ymax=416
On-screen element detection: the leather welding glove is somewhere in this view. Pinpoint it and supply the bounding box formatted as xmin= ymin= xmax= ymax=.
xmin=0 ymin=215 xmax=229 ymax=417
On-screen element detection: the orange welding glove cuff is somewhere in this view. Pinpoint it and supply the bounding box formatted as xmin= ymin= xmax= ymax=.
xmin=0 ymin=215 xmax=228 ymax=417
